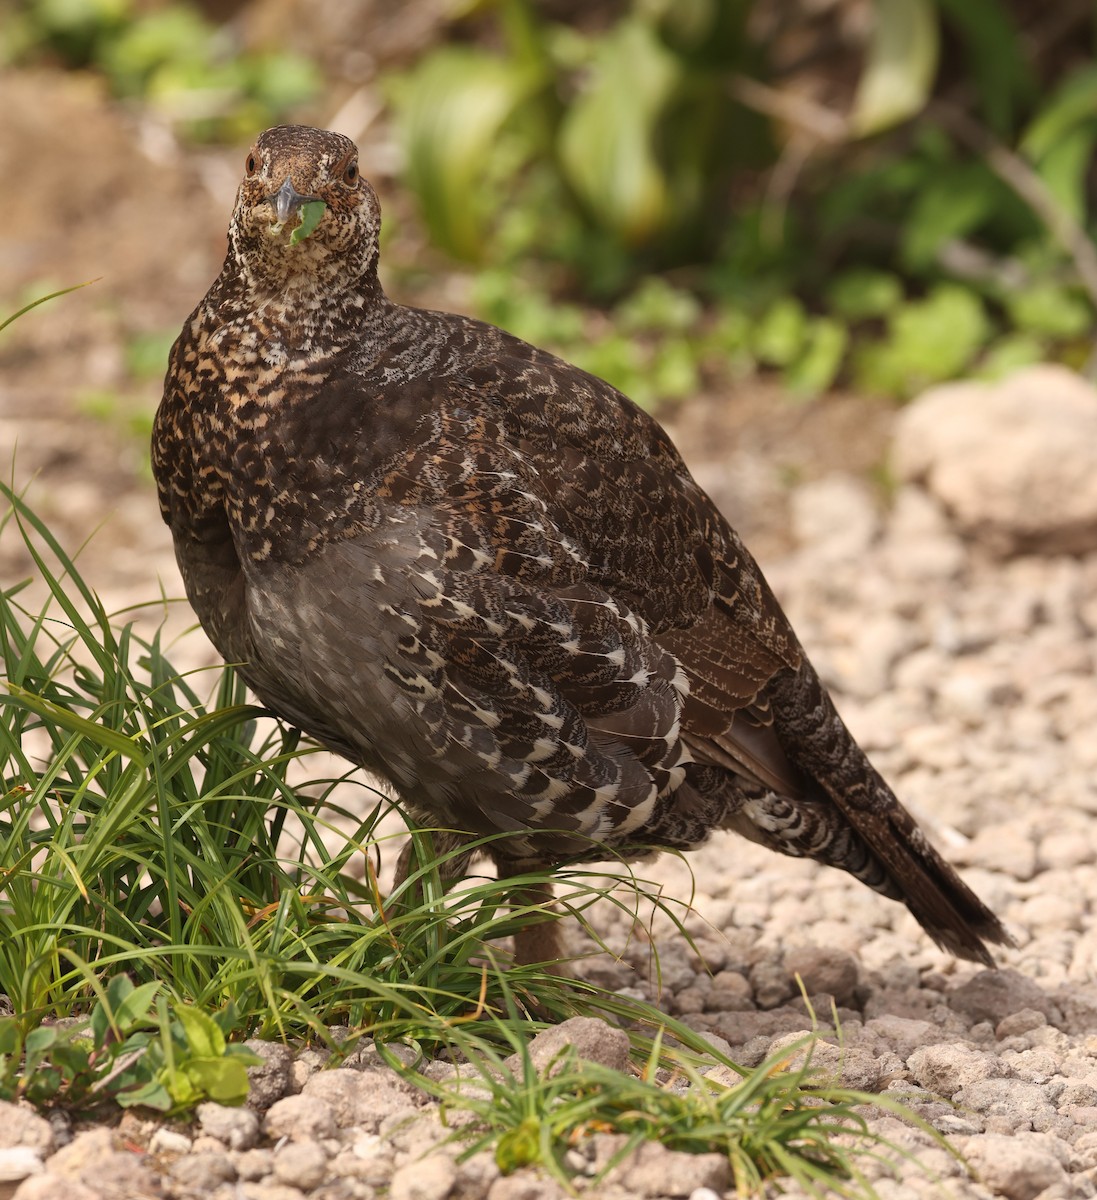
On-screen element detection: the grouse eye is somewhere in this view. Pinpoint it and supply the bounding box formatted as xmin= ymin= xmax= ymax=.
xmin=342 ymin=159 xmax=359 ymax=187
xmin=245 ymin=152 xmax=258 ymax=177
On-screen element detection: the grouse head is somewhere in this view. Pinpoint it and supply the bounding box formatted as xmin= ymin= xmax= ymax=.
xmin=227 ymin=125 xmax=381 ymax=297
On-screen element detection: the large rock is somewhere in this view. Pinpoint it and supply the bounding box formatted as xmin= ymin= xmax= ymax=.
xmin=907 ymin=1042 xmax=1003 ymax=1097
xmin=782 ymin=944 xmax=860 ymax=1007
xmin=520 ymin=1017 xmax=630 ymax=1075
xmin=892 ymin=365 xmax=1097 ymax=554
xmin=961 ymin=1132 xmax=1068 ymax=1200
xmin=948 ymin=969 xmax=1059 ymax=1026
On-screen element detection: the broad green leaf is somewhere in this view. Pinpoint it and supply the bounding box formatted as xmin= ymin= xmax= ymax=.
xmin=852 ymin=0 xmax=939 ymax=135
xmin=978 ymin=334 xmax=1046 ymax=380
xmin=752 ymin=297 xmax=808 ymax=367
xmin=400 ymin=48 xmax=542 ymax=260
xmin=786 ymin=318 xmax=849 ymax=397
xmin=174 ymin=1005 xmax=225 ymax=1059
xmin=1018 ymin=67 xmax=1097 ymax=227
xmin=290 ymin=200 xmax=326 ymax=246
xmin=183 ymin=1056 xmax=252 ymax=1104
xmin=91 ymin=992 xmax=114 ymax=1046
xmin=615 ymin=277 xmax=702 ymax=335
xmin=160 ymin=1063 xmax=203 ymax=1107
xmin=651 ymin=337 xmax=700 ymax=401
xmin=49 ymin=1040 xmax=93 ymax=1084
xmin=112 ymin=980 xmax=163 ymax=1034
xmin=1021 ymin=66 xmax=1097 ymax=161
xmin=24 ymin=1066 xmax=64 ymax=1104
xmin=98 ymin=7 xmax=212 ymax=95
xmin=903 ymin=280 xmax=990 ymax=372
xmin=247 ymin=52 xmax=321 ymax=114
xmin=558 ymin=19 xmax=678 ymax=244
xmin=901 ymin=163 xmax=998 ymax=269
xmin=23 ymin=1025 xmax=59 ymax=1072
xmin=936 ymin=0 xmax=1032 ymax=136
xmin=118 ymin=1078 xmax=173 ymax=1110
xmin=105 ymin=974 xmax=135 ymax=1010
xmin=826 ymin=269 xmax=903 ymax=319
xmin=854 ymin=284 xmax=989 ymax=396
xmin=1006 ymin=284 xmax=1092 ymax=339
xmin=1029 ymin=123 xmax=1097 ymax=226
xmin=0 ymin=1019 xmax=20 ymax=1055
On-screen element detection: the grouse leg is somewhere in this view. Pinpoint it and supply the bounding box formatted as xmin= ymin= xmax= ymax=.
xmin=493 ymin=870 xmax=566 ymax=973
xmin=391 ymin=838 xmax=565 ymax=971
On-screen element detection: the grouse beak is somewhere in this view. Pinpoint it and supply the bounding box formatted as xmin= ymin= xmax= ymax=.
xmin=268 ymin=177 xmax=317 ymax=226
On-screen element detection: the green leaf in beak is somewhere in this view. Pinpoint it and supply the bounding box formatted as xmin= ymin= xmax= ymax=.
xmin=290 ymin=200 xmax=327 ymax=244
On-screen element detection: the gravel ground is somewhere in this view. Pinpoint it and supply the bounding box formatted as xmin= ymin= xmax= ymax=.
xmin=4 ymin=369 xmax=1097 ymax=1200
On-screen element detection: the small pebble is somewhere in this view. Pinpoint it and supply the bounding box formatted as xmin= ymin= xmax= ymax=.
xmin=148 ymin=1127 xmax=192 ymax=1156
xmin=272 ymin=1139 xmax=328 ymax=1190
xmin=197 ymin=1102 xmax=260 ymax=1150
xmin=0 ymin=1146 xmax=44 ymax=1182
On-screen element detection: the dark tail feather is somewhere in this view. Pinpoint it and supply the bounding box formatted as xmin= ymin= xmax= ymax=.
xmin=741 ymin=663 xmax=1015 ymax=966
xmin=724 ymin=785 xmax=1013 ymax=966
xmin=854 ymin=792 xmax=1015 ymax=966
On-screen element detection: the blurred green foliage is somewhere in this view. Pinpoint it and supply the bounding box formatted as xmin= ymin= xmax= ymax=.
xmin=4 ymin=0 xmax=319 ymax=140
xmin=11 ymin=0 xmax=1097 ymax=404
xmin=395 ymin=0 xmax=1097 ymax=401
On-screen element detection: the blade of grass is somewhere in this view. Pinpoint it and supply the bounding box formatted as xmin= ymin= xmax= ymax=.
xmin=0 ymin=281 xmax=99 ymax=336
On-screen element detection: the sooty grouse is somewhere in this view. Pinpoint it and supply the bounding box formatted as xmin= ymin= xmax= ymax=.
xmin=154 ymin=124 xmax=1011 ymax=967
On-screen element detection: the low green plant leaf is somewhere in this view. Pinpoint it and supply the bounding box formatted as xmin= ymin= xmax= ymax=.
xmin=99 ymin=6 xmax=212 ymax=95
xmin=246 ymin=52 xmax=322 ymax=115
xmin=118 ymin=1077 xmax=173 ymax=1111
xmin=290 ymin=200 xmax=326 ymax=245
xmin=855 ymin=283 xmax=990 ymax=396
xmin=183 ymin=1056 xmax=253 ymax=1105
xmin=174 ymin=1005 xmax=226 ymax=1059
xmin=826 ymin=269 xmax=904 ymax=320
xmin=24 ymin=1065 xmax=64 ymax=1104
xmin=978 ymin=333 xmax=1046 ymax=379
xmin=615 ymin=277 xmax=702 ymax=335
xmin=752 ymin=297 xmax=808 ymax=367
xmin=24 ymin=1025 xmax=59 ymax=1061
xmin=113 ymin=980 xmax=163 ymax=1035
xmin=48 ymin=1040 xmax=93 ymax=1085
xmin=650 ymin=337 xmax=700 ymax=402
xmin=1006 ymin=283 xmax=1091 ymax=338
xmin=160 ymin=1063 xmax=203 ymax=1108
xmin=785 ymin=317 xmax=848 ymax=397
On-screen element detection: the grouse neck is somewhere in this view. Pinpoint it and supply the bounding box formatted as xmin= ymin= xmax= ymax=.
xmin=205 ymin=261 xmax=393 ymax=363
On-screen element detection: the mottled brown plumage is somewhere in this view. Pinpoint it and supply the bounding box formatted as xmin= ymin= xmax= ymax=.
xmin=154 ymin=125 xmax=1012 ymax=966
